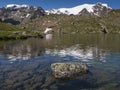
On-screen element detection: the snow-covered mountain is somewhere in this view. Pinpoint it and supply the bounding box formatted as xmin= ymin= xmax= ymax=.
xmin=46 ymin=2 xmax=112 ymax=16
xmin=5 ymin=4 xmax=29 ymax=9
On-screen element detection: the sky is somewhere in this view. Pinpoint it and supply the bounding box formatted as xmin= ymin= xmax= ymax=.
xmin=0 ymin=0 xmax=119 ymax=10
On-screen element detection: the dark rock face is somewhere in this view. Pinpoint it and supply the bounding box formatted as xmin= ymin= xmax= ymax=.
xmin=51 ymin=62 xmax=88 ymax=79
xmin=79 ymin=8 xmax=91 ymax=17
xmin=3 ymin=18 xmax=20 ymax=25
xmin=0 ymin=5 xmax=45 ymax=25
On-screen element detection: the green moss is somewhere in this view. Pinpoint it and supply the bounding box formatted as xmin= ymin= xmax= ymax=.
xmin=0 ymin=22 xmax=43 ymax=40
xmin=0 ymin=22 xmax=21 ymax=31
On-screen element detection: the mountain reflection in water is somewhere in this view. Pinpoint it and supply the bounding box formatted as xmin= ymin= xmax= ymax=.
xmin=0 ymin=34 xmax=120 ymax=63
xmin=45 ymin=45 xmax=107 ymax=64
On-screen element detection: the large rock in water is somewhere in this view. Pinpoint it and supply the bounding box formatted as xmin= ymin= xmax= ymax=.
xmin=51 ymin=62 xmax=88 ymax=79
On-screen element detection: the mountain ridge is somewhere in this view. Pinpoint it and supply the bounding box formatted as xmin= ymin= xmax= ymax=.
xmin=0 ymin=4 xmax=45 ymax=25
xmin=5 ymin=4 xmax=29 ymax=9
xmin=46 ymin=2 xmax=112 ymax=16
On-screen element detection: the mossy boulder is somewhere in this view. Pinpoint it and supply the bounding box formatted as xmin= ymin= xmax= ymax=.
xmin=51 ymin=62 xmax=88 ymax=79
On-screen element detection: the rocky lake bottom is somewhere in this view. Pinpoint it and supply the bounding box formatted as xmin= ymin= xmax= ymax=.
xmin=0 ymin=34 xmax=120 ymax=90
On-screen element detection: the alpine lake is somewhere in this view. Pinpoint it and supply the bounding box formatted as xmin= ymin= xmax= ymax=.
xmin=0 ymin=33 xmax=120 ymax=90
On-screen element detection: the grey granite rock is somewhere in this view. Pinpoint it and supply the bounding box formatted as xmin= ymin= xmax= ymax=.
xmin=51 ymin=62 xmax=88 ymax=79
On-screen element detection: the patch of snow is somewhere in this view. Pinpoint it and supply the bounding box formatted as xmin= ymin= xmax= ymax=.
xmin=26 ymin=13 xmax=30 ymax=17
xmin=44 ymin=28 xmax=53 ymax=34
xmin=102 ymin=3 xmax=111 ymax=9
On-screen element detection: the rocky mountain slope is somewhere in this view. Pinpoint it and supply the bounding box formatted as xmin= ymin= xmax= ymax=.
xmin=46 ymin=2 xmax=111 ymax=16
xmin=0 ymin=4 xmax=45 ymax=25
xmin=0 ymin=3 xmax=120 ymax=35
xmin=25 ymin=9 xmax=120 ymax=34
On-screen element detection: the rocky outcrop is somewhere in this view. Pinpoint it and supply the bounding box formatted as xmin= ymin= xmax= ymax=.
xmin=93 ymin=2 xmax=111 ymax=16
xmin=79 ymin=8 xmax=91 ymax=17
xmin=51 ymin=62 xmax=88 ymax=79
xmin=99 ymin=23 xmax=108 ymax=33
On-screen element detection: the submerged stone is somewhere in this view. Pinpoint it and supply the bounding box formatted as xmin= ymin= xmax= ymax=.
xmin=51 ymin=62 xmax=88 ymax=79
